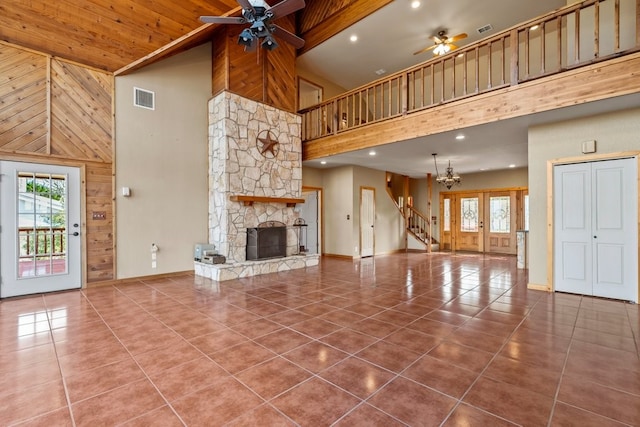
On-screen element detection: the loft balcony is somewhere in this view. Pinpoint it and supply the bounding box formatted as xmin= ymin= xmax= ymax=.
xmin=300 ymin=0 xmax=640 ymax=160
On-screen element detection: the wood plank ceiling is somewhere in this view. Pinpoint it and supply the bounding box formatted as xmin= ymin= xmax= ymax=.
xmin=0 ymin=0 xmax=390 ymax=74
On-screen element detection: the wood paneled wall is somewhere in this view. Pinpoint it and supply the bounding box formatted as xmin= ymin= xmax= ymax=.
xmin=211 ymin=15 xmax=297 ymax=112
xmin=0 ymin=41 xmax=114 ymax=283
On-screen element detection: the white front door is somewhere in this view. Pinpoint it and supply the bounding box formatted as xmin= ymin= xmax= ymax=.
xmin=0 ymin=161 xmax=82 ymax=298
xmin=360 ymin=187 xmax=375 ymax=258
xmin=554 ymin=158 xmax=638 ymax=302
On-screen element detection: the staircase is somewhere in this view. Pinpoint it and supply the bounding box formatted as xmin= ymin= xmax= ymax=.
xmin=406 ymin=206 xmax=438 ymax=251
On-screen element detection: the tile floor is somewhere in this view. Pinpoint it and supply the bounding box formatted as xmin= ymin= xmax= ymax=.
xmin=0 ymin=253 xmax=639 ymax=426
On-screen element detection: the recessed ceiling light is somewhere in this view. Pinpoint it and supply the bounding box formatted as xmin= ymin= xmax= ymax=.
xmin=509 ymin=164 xmax=516 ymax=168
xmin=480 ymin=168 xmax=488 ymax=171
xmin=530 ymin=24 xmax=539 ymax=31
xmin=374 ymin=68 xmax=386 ymax=75
xmin=350 ymin=34 xmax=358 ymax=42
xmin=320 ymin=160 xmax=327 ymax=165
xmin=455 ymin=134 xmax=465 ymax=140
xmin=369 ymin=151 xmax=376 ymax=156
xmin=411 ymin=1 xmax=421 ymax=8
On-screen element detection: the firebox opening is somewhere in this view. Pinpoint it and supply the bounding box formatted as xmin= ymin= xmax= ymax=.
xmin=246 ymin=225 xmax=287 ymax=261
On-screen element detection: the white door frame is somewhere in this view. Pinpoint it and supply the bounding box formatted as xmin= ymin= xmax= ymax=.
xmin=0 ymin=160 xmax=85 ymax=298
xmin=547 ymin=151 xmax=639 ymax=301
xmin=360 ymin=187 xmax=375 ymax=258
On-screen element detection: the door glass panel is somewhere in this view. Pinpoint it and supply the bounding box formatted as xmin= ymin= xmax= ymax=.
xmin=443 ymin=199 xmax=451 ymax=232
xmin=489 ymin=196 xmax=510 ymax=233
xmin=461 ymin=197 xmax=479 ymax=232
xmin=17 ymin=172 xmax=68 ymax=279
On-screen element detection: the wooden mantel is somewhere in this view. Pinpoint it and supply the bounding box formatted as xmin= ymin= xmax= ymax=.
xmin=230 ymin=195 xmax=305 ymax=207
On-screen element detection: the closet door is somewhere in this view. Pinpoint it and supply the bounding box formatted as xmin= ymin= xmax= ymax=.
xmin=554 ymin=158 xmax=637 ymax=302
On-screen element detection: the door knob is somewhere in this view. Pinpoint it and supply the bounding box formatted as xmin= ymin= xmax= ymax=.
xmin=72 ymin=232 xmax=79 ymax=236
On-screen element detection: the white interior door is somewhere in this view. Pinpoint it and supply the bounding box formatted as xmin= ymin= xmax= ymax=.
xmin=554 ymin=158 xmax=638 ymax=302
xmin=1 ymin=161 xmax=82 ymax=298
xmin=360 ymin=187 xmax=375 ymax=258
xmin=299 ymin=190 xmax=319 ymax=254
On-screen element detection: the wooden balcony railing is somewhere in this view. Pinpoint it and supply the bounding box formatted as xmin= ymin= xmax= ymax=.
xmin=300 ymin=0 xmax=640 ymax=142
xmin=19 ymin=227 xmax=66 ymax=258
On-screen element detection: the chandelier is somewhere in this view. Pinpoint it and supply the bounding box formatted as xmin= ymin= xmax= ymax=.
xmin=432 ymin=153 xmax=461 ymax=189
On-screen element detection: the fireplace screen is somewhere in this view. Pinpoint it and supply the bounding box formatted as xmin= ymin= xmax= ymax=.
xmin=246 ymin=226 xmax=286 ymax=260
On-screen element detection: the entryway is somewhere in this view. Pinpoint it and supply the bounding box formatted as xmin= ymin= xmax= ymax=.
xmin=440 ymin=188 xmax=527 ymax=255
xmin=553 ymin=157 xmax=638 ymax=302
xmin=0 ymin=161 xmax=82 ymax=298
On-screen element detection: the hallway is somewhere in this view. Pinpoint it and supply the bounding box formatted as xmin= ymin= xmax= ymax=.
xmin=0 ymin=253 xmax=638 ymax=426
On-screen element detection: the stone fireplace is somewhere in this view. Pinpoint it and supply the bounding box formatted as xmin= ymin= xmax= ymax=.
xmin=195 ymin=91 xmax=319 ymax=281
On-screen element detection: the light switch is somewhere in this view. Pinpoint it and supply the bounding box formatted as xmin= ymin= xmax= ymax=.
xmin=122 ymin=187 xmax=131 ymax=197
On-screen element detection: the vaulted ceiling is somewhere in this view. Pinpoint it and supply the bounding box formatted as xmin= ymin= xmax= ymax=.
xmin=0 ymin=0 xmax=389 ymax=74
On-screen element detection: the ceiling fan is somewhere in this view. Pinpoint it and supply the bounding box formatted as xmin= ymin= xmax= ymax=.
xmin=413 ymin=30 xmax=468 ymax=56
xmin=200 ymin=0 xmax=305 ymax=51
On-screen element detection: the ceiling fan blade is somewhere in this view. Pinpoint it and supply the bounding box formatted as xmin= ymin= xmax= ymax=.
xmin=271 ymin=24 xmax=305 ymax=48
xmin=268 ymin=0 xmax=306 ymax=20
xmin=431 ymin=35 xmax=445 ymax=44
xmin=237 ymin=0 xmax=256 ymax=14
xmin=447 ymin=43 xmax=459 ymax=51
xmin=200 ymin=16 xmax=246 ymax=24
xmin=446 ymin=33 xmax=468 ymax=43
xmin=413 ymin=44 xmax=437 ymax=55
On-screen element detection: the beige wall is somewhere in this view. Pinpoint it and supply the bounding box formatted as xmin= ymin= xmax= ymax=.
xmin=297 ymin=68 xmax=347 ymax=100
xmin=303 ymin=165 xmax=406 ymax=257
xmin=115 ymin=44 xmax=211 ymax=278
xmin=302 ymin=167 xmax=323 ymax=188
xmin=528 ymin=107 xmax=640 ymax=287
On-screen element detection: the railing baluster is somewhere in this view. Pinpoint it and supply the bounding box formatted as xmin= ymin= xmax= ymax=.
xmin=541 ymin=22 xmax=546 ymax=75
xmin=575 ymin=9 xmax=581 ymax=64
xmin=557 ymin=16 xmax=562 ymax=71
xmin=595 ymin=0 xmax=600 ymax=58
xmin=475 ymin=45 xmax=480 ymax=92
xmin=615 ymin=0 xmax=620 ymax=51
xmin=487 ymin=41 xmax=493 ymax=89
xmin=510 ymin=29 xmax=519 ymax=84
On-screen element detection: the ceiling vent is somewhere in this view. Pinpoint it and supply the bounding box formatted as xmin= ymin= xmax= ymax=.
xmin=133 ymin=87 xmax=155 ymax=110
xmin=477 ymin=24 xmax=493 ymax=34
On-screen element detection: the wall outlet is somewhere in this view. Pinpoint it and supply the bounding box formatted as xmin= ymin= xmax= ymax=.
xmin=355 ymin=246 xmax=358 ymax=253
xmin=151 ymin=261 xmax=157 ymax=269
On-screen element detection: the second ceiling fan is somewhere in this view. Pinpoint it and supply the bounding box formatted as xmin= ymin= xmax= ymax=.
xmin=414 ymin=30 xmax=468 ymax=56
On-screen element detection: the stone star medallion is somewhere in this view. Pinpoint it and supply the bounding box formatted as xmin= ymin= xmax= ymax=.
xmin=256 ymin=130 xmax=280 ymax=158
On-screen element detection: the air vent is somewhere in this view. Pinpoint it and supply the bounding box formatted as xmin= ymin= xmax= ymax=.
xmin=133 ymin=87 xmax=155 ymax=110
xmin=477 ymin=24 xmax=493 ymax=34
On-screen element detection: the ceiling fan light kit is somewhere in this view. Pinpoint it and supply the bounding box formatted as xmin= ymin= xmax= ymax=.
xmin=414 ymin=30 xmax=468 ymax=56
xmin=200 ymin=0 xmax=305 ymax=52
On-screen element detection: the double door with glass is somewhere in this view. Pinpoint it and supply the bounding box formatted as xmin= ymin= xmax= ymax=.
xmin=441 ymin=190 xmax=523 ymax=255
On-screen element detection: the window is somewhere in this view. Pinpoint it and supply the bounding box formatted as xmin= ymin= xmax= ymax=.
xmin=461 ymin=197 xmax=479 ymax=232
xmin=489 ymin=196 xmax=510 ymax=233
xmin=443 ymin=199 xmax=451 ymax=231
